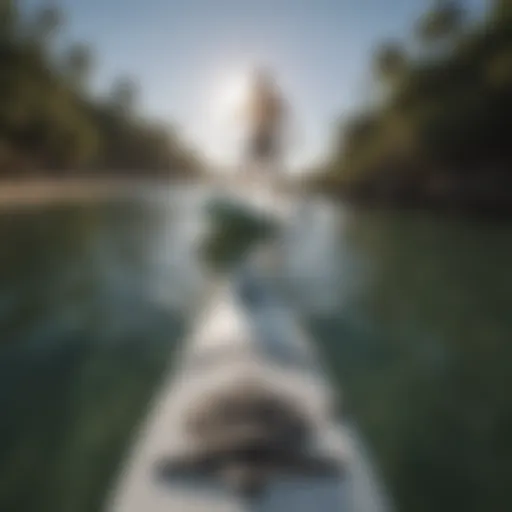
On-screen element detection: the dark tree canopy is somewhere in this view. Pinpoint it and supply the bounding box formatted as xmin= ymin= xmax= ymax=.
xmin=0 ymin=0 xmax=200 ymax=177
xmin=415 ymin=1 xmax=465 ymax=44
xmin=315 ymin=0 xmax=512 ymax=211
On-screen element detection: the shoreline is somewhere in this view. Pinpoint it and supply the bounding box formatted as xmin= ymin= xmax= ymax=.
xmin=2 ymin=176 xmax=512 ymax=221
xmin=0 ymin=177 xmax=199 ymax=208
xmin=309 ymin=176 xmax=512 ymax=220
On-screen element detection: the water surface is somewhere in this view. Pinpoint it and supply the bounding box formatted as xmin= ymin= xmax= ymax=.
xmin=1 ymin=186 xmax=511 ymax=512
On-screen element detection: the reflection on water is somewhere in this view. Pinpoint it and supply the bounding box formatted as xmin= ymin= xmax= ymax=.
xmin=320 ymin=211 xmax=512 ymax=512
xmin=1 ymin=187 xmax=512 ymax=512
xmin=0 ymin=197 xmax=196 ymax=512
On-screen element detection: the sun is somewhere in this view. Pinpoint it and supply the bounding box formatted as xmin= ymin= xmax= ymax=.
xmin=203 ymin=68 xmax=253 ymax=169
xmin=209 ymin=69 xmax=251 ymax=125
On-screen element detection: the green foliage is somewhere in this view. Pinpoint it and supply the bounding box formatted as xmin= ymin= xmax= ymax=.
xmin=321 ymin=0 xmax=512 ymax=210
xmin=30 ymin=5 xmax=62 ymax=42
xmin=493 ymin=0 xmax=512 ymax=21
xmin=0 ymin=0 xmax=199 ymax=177
xmin=108 ymin=77 xmax=138 ymax=115
xmin=415 ymin=1 xmax=465 ymax=44
xmin=64 ymin=43 xmax=93 ymax=87
xmin=374 ymin=42 xmax=408 ymax=84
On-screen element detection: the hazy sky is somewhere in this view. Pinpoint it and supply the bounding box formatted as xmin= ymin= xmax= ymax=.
xmin=45 ymin=0 xmax=487 ymax=169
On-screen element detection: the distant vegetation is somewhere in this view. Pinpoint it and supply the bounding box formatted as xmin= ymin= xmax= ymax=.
xmin=0 ymin=0 xmax=200 ymax=178
xmin=315 ymin=0 xmax=512 ymax=212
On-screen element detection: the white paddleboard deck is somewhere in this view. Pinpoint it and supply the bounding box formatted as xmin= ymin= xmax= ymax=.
xmin=107 ymin=269 xmax=389 ymax=512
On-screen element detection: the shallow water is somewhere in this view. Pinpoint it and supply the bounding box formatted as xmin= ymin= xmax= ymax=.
xmin=1 ymin=186 xmax=511 ymax=512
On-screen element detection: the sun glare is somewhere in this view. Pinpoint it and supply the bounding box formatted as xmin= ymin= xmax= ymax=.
xmin=210 ymin=69 xmax=250 ymax=125
xmin=204 ymin=68 xmax=253 ymax=170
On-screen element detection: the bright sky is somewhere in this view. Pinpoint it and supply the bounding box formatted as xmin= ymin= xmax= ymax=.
xmin=43 ymin=0 xmax=487 ymax=171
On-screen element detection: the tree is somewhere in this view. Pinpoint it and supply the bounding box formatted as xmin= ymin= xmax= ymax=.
xmin=416 ymin=1 xmax=465 ymax=46
xmin=30 ymin=4 xmax=62 ymax=43
xmin=108 ymin=77 xmax=138 ymax=115
xmin=319 ymin=0 xmax=512 ymax=210
xmin=0 ymin=0 xmax=18 ymax=40
xmin=64 ymin=43 xmax=93 ymax=87
xmin=493 ymin=0 xmax=512 ymax=21
xmin=374 ymin=42 xmax=408 ymax=85
xmin=0 ymin=0 xmax=198 ymax=177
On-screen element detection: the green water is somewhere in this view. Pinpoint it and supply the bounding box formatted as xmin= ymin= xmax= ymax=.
xmin=1 ymin=189 xmax=511 ymax=512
